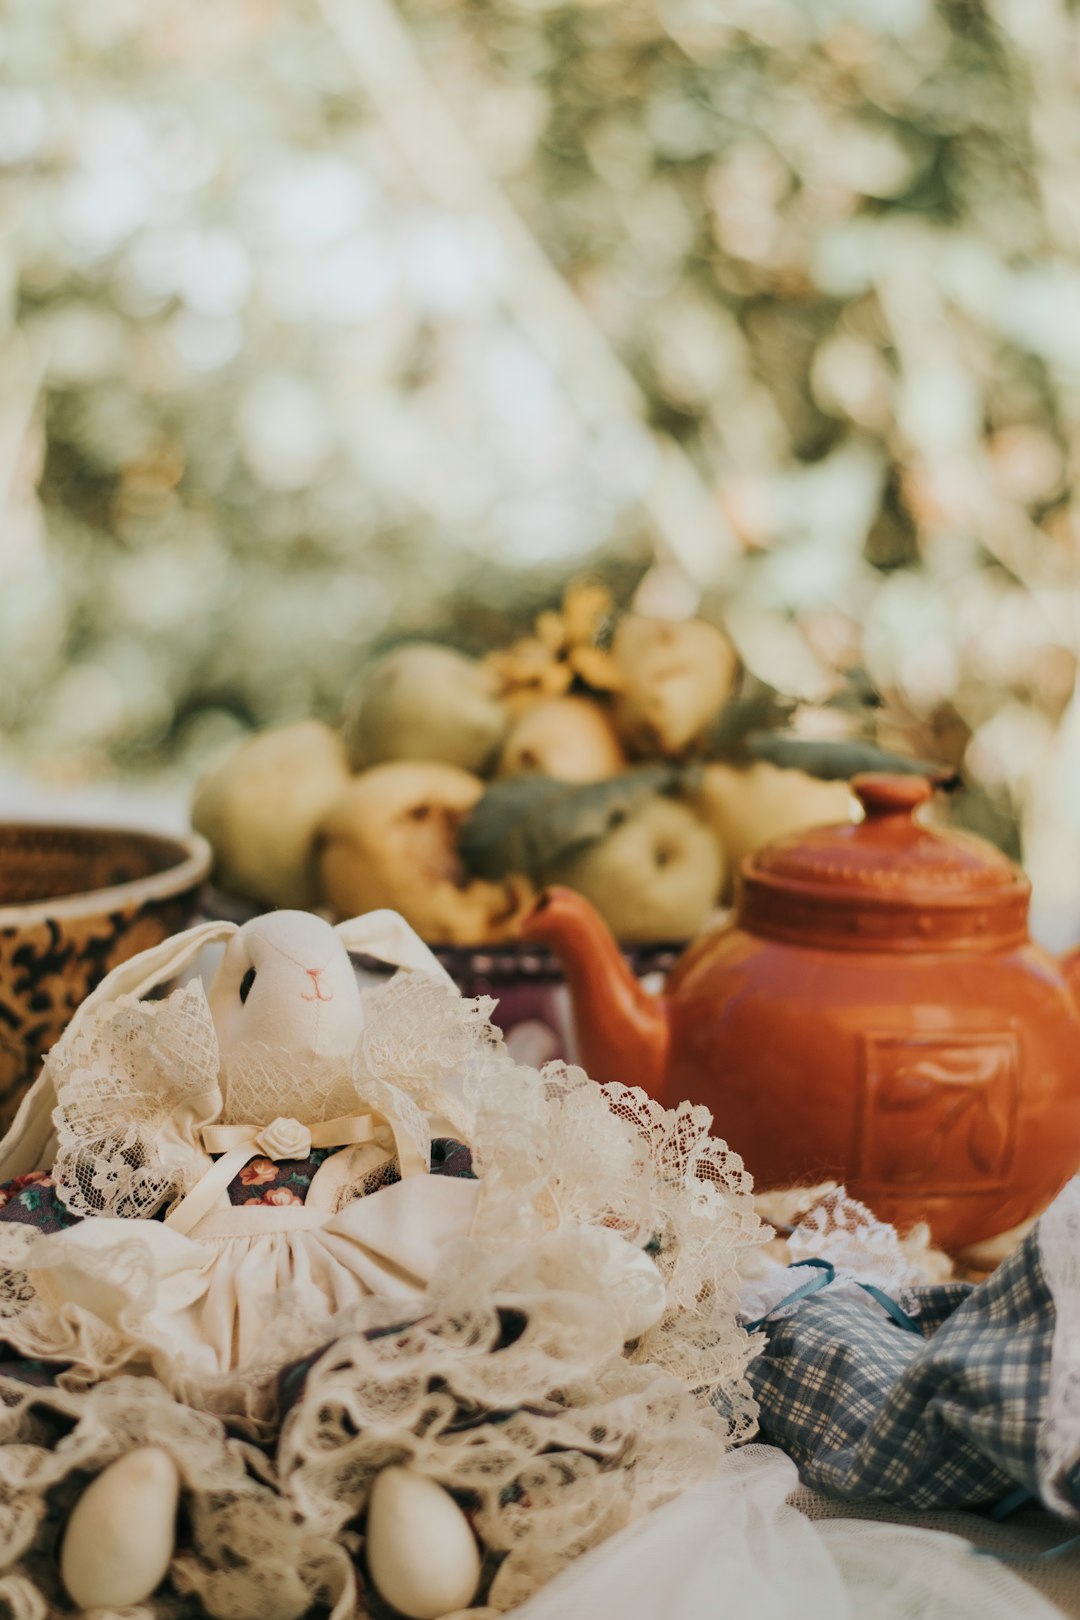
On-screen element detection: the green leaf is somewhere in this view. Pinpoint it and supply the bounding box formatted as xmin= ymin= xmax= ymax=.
xmin=822 ymin=668 xmax=883 ymax=711
xmin=704 ymin=682 xmax=798 ymax=760
xmin=458 ymin=765 xmax=695 ymax=881
xmin=745 ymin=732 xmax=957 ymax=784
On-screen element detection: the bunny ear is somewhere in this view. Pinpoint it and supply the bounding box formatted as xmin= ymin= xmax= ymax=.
xmin=335 ymin=909 xmax=454 ymax=987
xmin=64 ymin=919 xmax=239 ymax=1030
xmin=0 ymin=919 xmax=237 ymax=1180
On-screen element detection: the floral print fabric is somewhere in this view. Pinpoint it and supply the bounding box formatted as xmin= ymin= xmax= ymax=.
xmin=229 ymin=1147 xmax=334 ymax=1208
xmin=0 ymin=1138 xmax=476 ymax=1227
xmin=0 ymin=1171 xmax=77 ymax=1235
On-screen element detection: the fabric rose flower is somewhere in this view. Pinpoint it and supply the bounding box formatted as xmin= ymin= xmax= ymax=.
xmin=239 ymin=1158 xmax=278 ymax=1187
xmin=255 ymin=1117 xmax=312 ymax=1161
xmin=263 ymin=1187 xmax=303 ymax=1206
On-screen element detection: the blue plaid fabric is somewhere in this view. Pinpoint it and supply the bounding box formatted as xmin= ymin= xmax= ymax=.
xmin=748 ymin=1227 xmax=1077 ymax=1514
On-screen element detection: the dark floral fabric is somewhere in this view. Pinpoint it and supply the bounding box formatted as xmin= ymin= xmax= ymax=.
xmin=0 ymin=1354 xmax=63 ymax=1388
xmin=0 ymin=1174 xmax=76 ymax=1390
xmin=226 ymin=1146 xmax=335 ymax=1207
xmin=0 ymin=1138 xmax=476 ymax=1224
xmin=0 ymin=1171 xmax=79 ymax=1235
xmin=224 ymin=1137 xmax=475 ymax=1205
xmin=430 ymin=1138 xmax=476 ymax=1180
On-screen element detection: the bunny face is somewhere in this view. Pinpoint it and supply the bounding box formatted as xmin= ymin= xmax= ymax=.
xmin=208 ymin=910 xmax=364 ymax=1069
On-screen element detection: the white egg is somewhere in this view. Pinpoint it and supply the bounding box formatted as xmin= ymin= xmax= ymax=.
xmin=61 ymin=1445 xmax=179 ymax=1611
xmin=366 ymin=1465 xmax=481 ymax=1620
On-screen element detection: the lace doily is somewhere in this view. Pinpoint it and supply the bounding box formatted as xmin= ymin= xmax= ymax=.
xmin=740 ymin=1185 xmax=953 ymax=1327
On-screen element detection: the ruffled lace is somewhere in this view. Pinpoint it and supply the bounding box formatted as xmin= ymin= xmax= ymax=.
xmin=739 ymin=1184 xmax=955 ymax=1327
xmin=785 ymin=1187 xmax=929 ymax=1310
xmin=267 ymin=1051 xmax=766 ymax=1612
xmin=2 ymin=953 xmax=772 ymax=1614
xmin=0 ymin=1376 xmax=355 ymax=1620
xmin=357 ymin=972 xmax=502 ymax=1139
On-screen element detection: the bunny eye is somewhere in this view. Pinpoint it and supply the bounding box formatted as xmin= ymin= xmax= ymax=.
xmin=239 ymin=967 xmax=256 ymax=1005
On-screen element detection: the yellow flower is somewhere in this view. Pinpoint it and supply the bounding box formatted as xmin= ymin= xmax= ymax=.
xmin=487 ymin=579 xmax=623 ymax=710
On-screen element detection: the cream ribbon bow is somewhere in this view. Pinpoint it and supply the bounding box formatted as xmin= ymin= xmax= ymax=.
xmin=165 ymin=1110 xmax=426 ymax=1236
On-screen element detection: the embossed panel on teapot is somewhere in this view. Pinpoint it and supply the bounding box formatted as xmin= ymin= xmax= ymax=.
xmin=857 ymin=1033 xmax=1019 ymax=1195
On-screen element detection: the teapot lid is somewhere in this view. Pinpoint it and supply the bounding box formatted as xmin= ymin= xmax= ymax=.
xmin=738 ymin=774 xmax=1029 ymax=952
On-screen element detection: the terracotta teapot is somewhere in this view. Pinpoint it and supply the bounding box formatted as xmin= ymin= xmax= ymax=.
xmin=522 ymin=774 xmax=1080 ymax=1251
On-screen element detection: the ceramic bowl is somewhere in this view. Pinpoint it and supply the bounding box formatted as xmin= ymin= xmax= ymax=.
xmin=0 ymin=823 xmax=212 ymax=1129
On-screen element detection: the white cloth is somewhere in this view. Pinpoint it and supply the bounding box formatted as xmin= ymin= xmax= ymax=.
xmin=0 ymin=909 xmax=479 ymax=1386
xmin=510 ymin=1445 xmax=1066 ymax=1620
xmin=1037 ymin=1174 xmax=1080 ymax=1513
xmin=23 ymin=1172 xmax=479 ymax=1378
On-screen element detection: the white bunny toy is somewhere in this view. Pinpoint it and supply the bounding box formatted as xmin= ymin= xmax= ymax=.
xmin=0 ymin=908 xmax=454 ymax=1178
xmin=0 ymin=908 xmax=480 ymax=1392
xmin=209 ymin=910 xmax=371 ymax=1071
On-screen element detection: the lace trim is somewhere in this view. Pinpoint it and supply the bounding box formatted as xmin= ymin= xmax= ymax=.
xmin=358 ymin=973 xmax=502 ymax=1138
xmin=739 ymin=1185 xmax=943 ymax=1326
xmin=222 ymin=1043 xmax=358 ymax=1128
xmin=786 ymin=1188 xmax=928 ymax=1311
xmin=50 ymin=983 xmax=221 ymax=1221
xmin=0 ymin=1377 xmax=355 ymax=1620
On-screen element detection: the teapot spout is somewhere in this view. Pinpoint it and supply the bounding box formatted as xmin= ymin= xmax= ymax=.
xmin=521 ymin=887 xmax=669 ymax=1099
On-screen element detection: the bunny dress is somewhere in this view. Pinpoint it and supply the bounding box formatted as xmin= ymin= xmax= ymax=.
xmin=0 ymin=911 xmax=484 ymax=1398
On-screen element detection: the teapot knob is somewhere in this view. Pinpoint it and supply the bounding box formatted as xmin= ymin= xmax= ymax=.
xmin=852 ymin=773 xmax=934 ymax=818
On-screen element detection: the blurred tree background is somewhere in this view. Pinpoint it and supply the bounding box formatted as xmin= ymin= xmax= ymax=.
xmin=3 ymin=0 xmax=1080 ymax=933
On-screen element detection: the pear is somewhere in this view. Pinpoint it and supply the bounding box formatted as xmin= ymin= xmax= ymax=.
xmin=693 ymin=762 xmax=855 ymax=898
xmin=318 ymin=762 xmax=534 ymax=944
xmin=610 ymin=615 xmax=738 ymax=757
xmin=497 ymin=696 xmax=627 ymax=782
xmin=192 ymin=719 xmax=351 ymax=909
xmin=548 ymin=796 xmax=722 ymax=942
xmin=345 ymin=644 xmax=508 ymax=774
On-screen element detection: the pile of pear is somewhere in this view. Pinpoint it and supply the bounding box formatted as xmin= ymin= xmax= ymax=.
xmin=192 ymin=616 xmax=851 ymax=946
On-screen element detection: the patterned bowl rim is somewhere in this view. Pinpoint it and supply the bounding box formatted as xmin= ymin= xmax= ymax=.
xmin=0 ymin=824 xmax=213 ymax=928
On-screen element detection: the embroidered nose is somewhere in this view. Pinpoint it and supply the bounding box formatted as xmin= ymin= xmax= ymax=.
xmin=301 ymin=967 xmax=334 ymax=1003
